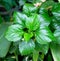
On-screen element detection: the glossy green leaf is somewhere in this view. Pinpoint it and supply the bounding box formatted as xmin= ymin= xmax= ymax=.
xmin=23 ymin=3 xmax=38 ymax=16
xmin=13 ymin=12 xmax=27 ymax=27
xmin=51 ymin=17 xmax=60 ymax=29
xmin=19 ymin=40 xmax=35 ymax=55
xmin=54 ymin=29 xmax=60 ymax=44
xmin=50 ymin=43 xmax=60 ymax=61
xmin=26 ymin=14 xmax=40 ymax=31
xmin=35 ymin=26 xmax=55 ymax=44
xmin=5 ymin=24 xmax=24 ymax=42
xmin=52 ymin=3 xmax=60 ymax=22
xmin=39 ymin=13 xmax=51 ymax=27
xmin=0 ymin=23 xmax=11 ymax=57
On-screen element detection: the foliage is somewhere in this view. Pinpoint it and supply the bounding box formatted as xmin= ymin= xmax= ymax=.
xmin=0 ymin=0 xmax=60 ymax=61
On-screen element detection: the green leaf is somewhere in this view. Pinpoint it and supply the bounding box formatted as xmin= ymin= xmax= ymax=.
xmin=1 ymin=0 xmax=16 ymax=10
xmin=19 ymin=0 xmax=26 ymax=6
xmin=5 ymin=24 xmax=24 ymax=42
xmin=51 ymin=17 xmax=60 ymax=29
xmin=33 ymin=50 xmax=39 ymax=61
xmin=23 ymin=3 xmax=38 ymax=16
xmin=0 ymin=23 xmax=11 ymax=57
xmin=52 ymin=3 xmax=60 ymax=22
xmin=35 ymin=42 xmax=49 ymax=54
xmin=35 ymin=26 xmax=55 ymax=44
xmin=39 ymin=13 xmax=51 ymax=27
xmin=40 ymin=1 xmax=55 ymax=10
xmin=9 ymin=41 xmax=19 ymax=54
xmin=54 ymin=29 xmax=60 ymax=44
xmin=50 ymin=43 xmax=60 ymax=61
xmin=26 ymin=14 xmax=40 ymax=31
xmin=19 ymin=40 xmax=35 ymax=55
xmin=13 ymin=12 xmax=27 ymax=27
xmin=24 ymin=32 xmax=33 ymax=41
xmin=3 ymin=0 xmax=16 ymax=7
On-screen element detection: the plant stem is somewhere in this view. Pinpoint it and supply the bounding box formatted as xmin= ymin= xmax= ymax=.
xmin=14 ymin=52 xmax=18 ymax=61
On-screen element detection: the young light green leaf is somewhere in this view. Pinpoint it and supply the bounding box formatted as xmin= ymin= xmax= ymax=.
xmin=19 ymin=40 xmax=35 ymax=55
xmin=5 ymin=24 xmax=24 ymax=42
xmin=35 ymin=26 xmax=55 ymax=44
xmin=24 ymin=32 xmax=33 ymax=42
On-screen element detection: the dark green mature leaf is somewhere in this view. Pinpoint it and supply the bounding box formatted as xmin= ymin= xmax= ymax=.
xmin=5 ymin=24 xmax=24 ymax=42
xmin=51 ymin=17 xmax=60 ymax=29
xmin=3 ymin=0 xmax=16 ymax=7
xmin=1 ymin=0 xmax=16 ymax=10
xmin=9 ymin=41 xmax=19 ymax=54
xmin=39 ymin=12 xmax=51 ymax=27
xmin=13 ymin=12 xmax=27 ymax=27
xmin=39 ymin=1 xmax=55 ymax=17
xmin=35 ymin=26 xmax=55 ymax=44
xmin=50 ymin=43 xmax=60 ymax=61
xmin=40 ymin=1 xmax=55 ymax=10
xmin=54 ymin=29 xmax=60 ymax=44
xmin=26 ymin=14 xmax=40 ymax=31
xmin=23 ymin=3 xmax=38 ymax=16
xmin=52 ymin=3 xmax=60 ymax=22
xmin=19 ymin=40 xmax=35 ymax=55
xmin=0 ymin=23 xmax=11 ymax=57
xmin=35 ymin=42 xmax=49 ymax=54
